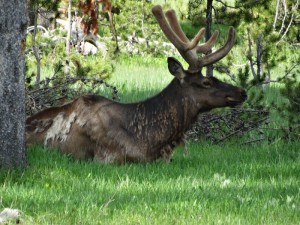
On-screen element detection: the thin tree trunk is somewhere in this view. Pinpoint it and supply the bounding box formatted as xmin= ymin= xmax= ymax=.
xmin=32 ymin=7 xmax=41 ymax=88
xmin=0 ymin=0 xmax=27 ymax=168
xmin=65 ymin=0 xmax=72 ymax=76
xmin=206 ymin=0 xmax=214 ymax=77
xmin=66 ymin=0 xmax=72 ymax=54
xmin=279 ymin=0 xmax=287 ymax=34
xmin=273 ymin=0 xmax=280 ymax=30
xmin=256 ymin=34 xmax=263 ymax=80
xmin=277 ymin=0 xmax=299 ymax=44
xmin=247 ymin=28 xmax=257 ymax=81
xmin=108 ymin=11 xmax=119 ymax=53
xmin=142 ymin=0 xmax=145 ymax=37
xmin=279 ymin=13 xmax=294 ymax=42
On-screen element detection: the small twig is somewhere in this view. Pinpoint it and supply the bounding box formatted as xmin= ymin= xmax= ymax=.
xmin=243 ymin=137 xmax=265 ymax=145
xmin=187 ymin=107 xmax=269 ymax=144
xmin=26 ymin=75 xmax=119 ymax=115
xmin=215 ymin=0 xmax=244 ymax=9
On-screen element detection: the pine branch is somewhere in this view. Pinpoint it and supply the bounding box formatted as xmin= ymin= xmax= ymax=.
xmin=277 ymin=63 xmax=300 ymax=81
xmin=215 ymin=0 xmax=244 ymax=9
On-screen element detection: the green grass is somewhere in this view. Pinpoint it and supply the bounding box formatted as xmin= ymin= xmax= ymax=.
xmin=106 ymin=55 xmax=173 ymax=102
xmin=1 ymin=142 xmax=299 ymax=224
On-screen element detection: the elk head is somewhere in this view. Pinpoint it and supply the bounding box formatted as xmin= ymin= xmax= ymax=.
xmin=152 ymin=5 xmax=247 ymax=109
xmin=167 ymin=57 xmax=247 ymax=110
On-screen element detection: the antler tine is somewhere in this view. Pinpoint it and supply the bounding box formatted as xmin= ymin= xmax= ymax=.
xmin=165 ymin=9 xmax=189 ymax=43
xmin=152 ymin=5 xmax=205 ymax=71
xmin=152 ymin=5 xmax=186 ymax=51
xmin=165 ymin=9 xmax=206 ymax=51
xmin=198 ymin=27 xmax=236 ymax=67
xmin=196 ymin=30 xmax=219 ymax=54
xmin=152 ymin=5 xmax=236 ymax=73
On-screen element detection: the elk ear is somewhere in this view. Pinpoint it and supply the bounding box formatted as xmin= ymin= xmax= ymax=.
xmin=167 ymin=57 xmax=186 ymax=81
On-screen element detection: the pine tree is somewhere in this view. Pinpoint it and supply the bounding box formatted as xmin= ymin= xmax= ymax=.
xmin=187 ymin=0 xmax=299 ymax=84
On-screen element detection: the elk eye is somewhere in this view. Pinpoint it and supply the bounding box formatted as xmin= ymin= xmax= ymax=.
xmin=202 ymin=80 xmax=211 ymax=87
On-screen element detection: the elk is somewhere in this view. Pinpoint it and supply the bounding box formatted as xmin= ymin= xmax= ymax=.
xmin=26 ymin=5 xmax=247 ymax=164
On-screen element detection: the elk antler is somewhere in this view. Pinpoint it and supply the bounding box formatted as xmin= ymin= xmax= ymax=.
xmin=152 ymin=5 xmax=236 ymax=73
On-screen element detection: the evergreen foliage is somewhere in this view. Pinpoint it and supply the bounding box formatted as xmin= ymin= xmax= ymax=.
xmin=112 ymin=0 xmax=155 ymax=38
xmin=187 ymin=0 xmax=299 ymax=84
xmin=275 ymin=56 xmax=300 ymax=140
xmin=104 ymin=0 xmax=175 ymax=56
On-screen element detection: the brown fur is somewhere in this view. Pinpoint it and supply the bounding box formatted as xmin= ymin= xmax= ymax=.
xmin=26 ymin=58 xmax=247 ymax=164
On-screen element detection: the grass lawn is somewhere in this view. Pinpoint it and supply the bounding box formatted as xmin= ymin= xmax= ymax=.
xmin=1 ymin=141 xmax=299 ymax=224
xmin=2 ymin=57 xmax=299 ymax=224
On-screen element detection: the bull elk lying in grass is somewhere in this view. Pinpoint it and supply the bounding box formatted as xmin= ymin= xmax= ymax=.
xmin=26 ymin=5 xmax=247 ymax=164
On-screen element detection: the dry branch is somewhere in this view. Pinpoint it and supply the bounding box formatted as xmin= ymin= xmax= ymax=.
xmin=187 ymin=108 xmax=269 ymax=143
xmin=26 ymin=75 xmax=119 ymax=116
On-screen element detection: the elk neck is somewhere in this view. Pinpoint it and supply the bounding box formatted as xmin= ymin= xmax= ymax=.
xmin=125 ymin=78 xmax=204 ymax=145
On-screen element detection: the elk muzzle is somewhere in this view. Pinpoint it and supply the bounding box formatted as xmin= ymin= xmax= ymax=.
xmin=226 ymin=88 xmax=247 ymax=106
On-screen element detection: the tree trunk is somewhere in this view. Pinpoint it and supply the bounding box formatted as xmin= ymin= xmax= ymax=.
xmin=247 ymin=27 xmax=257 ymax=81
xmin=206 ymin=0 xmax=214 ymax=77
xmin=108 ymin=11 xmax=119 ymax=53
xmin=65 ymin=0 xmax=72 ymax=76
xmin=32 ymin=7 xmax=41 ymax=88
xmin=0 ymin=0 xmax=27 ymax=168
xmin=66 ymin=0 xmax=72 ymax=55
xmin=141 ymin=0 xmax=145 ymax=37
xmin=27 ymin=0 xmax=35 ymax=26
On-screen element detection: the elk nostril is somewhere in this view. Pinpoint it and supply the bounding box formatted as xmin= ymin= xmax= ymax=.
xmin=241 ymin=90 xmax=247 ymax=100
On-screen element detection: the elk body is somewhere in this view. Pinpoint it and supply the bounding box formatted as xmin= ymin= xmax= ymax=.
xmin=26 ymin=5 xmax=247 ymax=164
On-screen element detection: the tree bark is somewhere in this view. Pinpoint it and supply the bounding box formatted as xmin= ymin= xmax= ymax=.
xmin=66 ymin=0 xmax=72 ymax=55
xmin=206 ymin=0 xmax=214 ymax=77
xmin=0 ymin=0 xmax=27 ymax=168
xmin=256 ymin=34 xmax=263 ymax=80
xmin=27 ymin=0 xmax=35 ymax=26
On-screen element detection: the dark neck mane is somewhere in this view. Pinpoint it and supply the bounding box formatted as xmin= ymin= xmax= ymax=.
xmin=126 ymin=78 xmax=199 ymax=149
